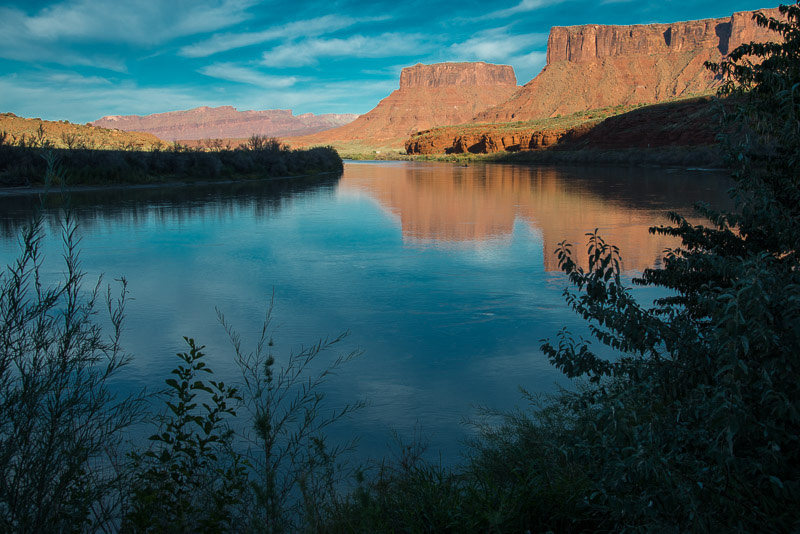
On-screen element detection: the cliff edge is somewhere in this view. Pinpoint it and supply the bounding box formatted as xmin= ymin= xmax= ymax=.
xmin=288 ymin=62 xmax=519 ymax=146
xmin=476 ymin=7 xmax=782 ymax=122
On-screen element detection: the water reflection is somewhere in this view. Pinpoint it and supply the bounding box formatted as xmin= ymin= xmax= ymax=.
xmin=340 ymin=161 xmax=731 ymax=271
xmin=0 ymin=162 xmax=732 ymax=462
xmin=0 ymin=174 xmax=341 ymax=240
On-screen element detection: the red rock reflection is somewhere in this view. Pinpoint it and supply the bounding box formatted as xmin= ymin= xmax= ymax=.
xmin=339 ymin=162 xmax=724 ymax=272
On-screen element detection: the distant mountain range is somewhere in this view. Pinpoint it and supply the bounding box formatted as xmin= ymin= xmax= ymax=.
xmin=90 ymin=106 xmax=358 ymax=141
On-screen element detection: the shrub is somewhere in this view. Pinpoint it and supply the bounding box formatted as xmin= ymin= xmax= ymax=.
xmin=0 ymin=199 xmax=143 ymax=531
xmin=518 ymin=3 xmax=800 ymax=531
xmin=123 ymin=338 xmax=246 ymax=533
xmin=219 ymin=305 xmax=364 ymax=533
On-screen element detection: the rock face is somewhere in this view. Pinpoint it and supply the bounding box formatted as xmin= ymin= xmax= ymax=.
xmin=406 ymin=124 xmax=593 ymax=155
xmin=406 ymin=96 xmax=721 ymax=155
xmin=476 ymin=7 xmax=782 ymax=122
xmin=91 ymin=106 xmax=358 ymax=141
xmin=399 ymin=62 xmax=517 ymax=88
xmin=289 ymin=62 xmax=519 ymax=146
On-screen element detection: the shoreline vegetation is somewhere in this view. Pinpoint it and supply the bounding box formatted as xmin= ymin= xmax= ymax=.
xmin=2 ymin=3 xmax=800 ymax=531
xmin=344 ymin=144 xmax=725 ymax=168
xmin=0 ymin=128 xmax=343 ymax=189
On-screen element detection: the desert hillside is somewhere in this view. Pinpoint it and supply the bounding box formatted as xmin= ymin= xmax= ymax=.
xmin=91 ymin=106 xmax=357 ymax=141
xmin=0 ymin=112 xmax=165 ymax=150
xmin=287 ymin=62 xmax=519 ymax=147
xmin=406 ymin=96 xmax=723 ymax=155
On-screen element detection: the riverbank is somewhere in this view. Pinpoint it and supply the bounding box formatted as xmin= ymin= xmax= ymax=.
xmin=403 ymin=95 xmax=729 ymax=167
xmin=406 ymin=145 xmax=725 ymax=168
xmin=0 ymin=170 xmax=344 ymax=198
xmin=0 ymin=140 xmax=343 ymax=189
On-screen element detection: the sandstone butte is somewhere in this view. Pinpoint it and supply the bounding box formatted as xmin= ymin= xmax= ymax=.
xmin=90 ymin=106 xmax=358 ymax=142
xmin=407 ymin=6 xmax=783 ymax=155
xmin=286 ymin=62 xmax=519 ymax=147
xmin=475 ymin=6 xmax=782 ymax=123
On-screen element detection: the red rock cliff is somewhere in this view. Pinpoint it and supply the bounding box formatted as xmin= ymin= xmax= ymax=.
xmin=399 ymin=62 xmax=517 ymax=88
xmin=288 ymin=62 xmax=519 ymax=147
xmin=546 ymin=9 xmax=779 ymax=64
xmin=477 ymin=7 xmax=782 ymax=123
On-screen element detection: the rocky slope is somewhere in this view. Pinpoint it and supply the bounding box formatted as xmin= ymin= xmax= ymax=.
xmin=91 ymin=106 xmax=357 ymax=141
xmin=288 ymin=62 xmax=519 ymax=146
xmin=406 ymin=96 xmax=721 ymax=155
xmin=476 ymin=7 xmax=781 ymax=123
xmin=0 ymin=112 xmax=165 ymax=150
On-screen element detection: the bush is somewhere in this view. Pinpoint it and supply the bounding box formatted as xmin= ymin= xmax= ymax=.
xmin=0 ymin=142 xmax=343 ymax=186
xmin=0 ymin=205 xmax=143 ymax=531
xmin=124 ymin=338 xmax=245 ymax=533
xmin=219 ymin=306 xmax=363 ymax=533
xmin=517 ymin=3 xmax=800 ymax=531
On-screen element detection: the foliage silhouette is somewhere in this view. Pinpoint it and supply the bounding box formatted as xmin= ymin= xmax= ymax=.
xmin=124 ymin=338 xmax=246 ymax=533
xmin=0 ymin=134 xmax=342 ymax=187
xmin=219 ymin=304 xmax=364 ymax=533
xmin=0 ymin=168 xmax=144 ymax=532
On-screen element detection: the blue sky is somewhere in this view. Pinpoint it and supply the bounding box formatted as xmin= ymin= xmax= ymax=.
xmin=0 ymin=0 xmax=777 ymax=123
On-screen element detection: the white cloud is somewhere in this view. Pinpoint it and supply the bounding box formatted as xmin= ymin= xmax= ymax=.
xmin=0 ymin=8 xmax=126 ymax=68
xmin=0 ymin=0 xmax=257 ymax=67
xmin=261 ymin=33 xmax=431 ymax=67
xmin=432 ymin=28 xmax=549 ymax=83
xmin=0 ymin=69 xmax=394 ymax=124
xmin=508 ymin=50 xmax=548 ymax=81
xmin=180 ymin=15 xmax=388 ymax=58
xmin=26 ymin=0 xmax=256 ymax=44
xmin=449 ymin=27 xmax=548 ymax=62
xmin=259 ymin=79 xmax=397 ymax=114
xmin=200 ymin=63 xmax=302 ymax=88
xmin=483 ymin=0 xmax=571 ymax=19
xmin=0 ymin=72 xmax=208 ymax=123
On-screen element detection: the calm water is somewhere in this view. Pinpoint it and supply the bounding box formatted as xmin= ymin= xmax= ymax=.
xmin=0 ymin=161 xmax=732 ymax=461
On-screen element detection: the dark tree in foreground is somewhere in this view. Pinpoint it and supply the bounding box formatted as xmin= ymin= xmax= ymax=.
xmin=522 ymin=3 xmax=800 ymax=531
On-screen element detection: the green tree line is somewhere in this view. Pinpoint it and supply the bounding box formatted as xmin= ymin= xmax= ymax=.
xmin=0 ymin=134 xmax=342 ymax=187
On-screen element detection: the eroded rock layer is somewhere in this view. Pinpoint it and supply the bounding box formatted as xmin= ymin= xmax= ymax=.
xmin=476 ymin=7 xmax=781 ymax=123
xmin=91 ymin=106 xmax=358 ymax=141
xmin=289 ymin=62 xmax=519 ymax=145
xmin=406 ymin=97 xmax=721 ymax=155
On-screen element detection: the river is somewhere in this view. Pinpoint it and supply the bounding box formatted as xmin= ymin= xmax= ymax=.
xmin=0 ymin=161 xmax=732 ymax=462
